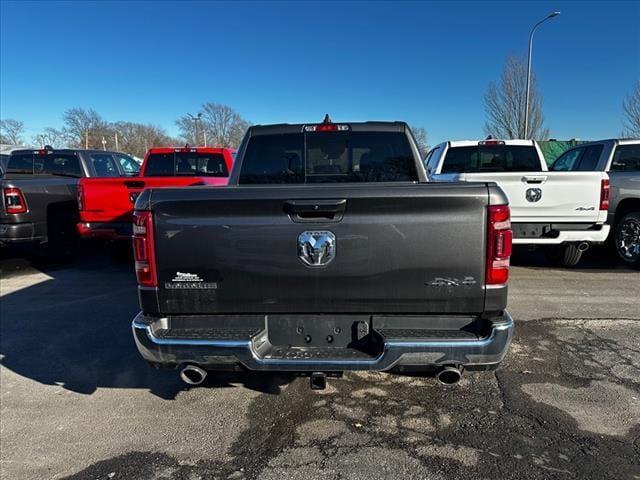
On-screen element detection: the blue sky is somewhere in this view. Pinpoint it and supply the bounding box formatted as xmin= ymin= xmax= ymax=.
xmin=1 ymin=1 xmax=638 ymax=145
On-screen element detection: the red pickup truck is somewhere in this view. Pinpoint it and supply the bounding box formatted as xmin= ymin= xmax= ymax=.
xmin=77 ymin=147 xmax=234 ymax=239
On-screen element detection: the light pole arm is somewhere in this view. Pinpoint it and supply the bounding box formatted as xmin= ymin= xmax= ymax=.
xmin=524 ymin=12 xmax=560 ymax=139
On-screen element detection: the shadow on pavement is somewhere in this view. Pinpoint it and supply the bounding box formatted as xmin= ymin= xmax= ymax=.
xmin=0 ymin=245 xmax=294 ymax=399
xmin=511 ymin=244 xmax=632 ymax=271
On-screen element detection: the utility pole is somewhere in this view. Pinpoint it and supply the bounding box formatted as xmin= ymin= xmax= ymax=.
xmin=203 ymin=129 xmax=207 ymax=147
xmin=85 ymin=130 xmax=89 ymax=149
xmin=101 ymin=136 xmax=107 ymax=150
xmin=524 ymin=11 xmax=560 ymax=139
xmin=115 ymin=132 xmax=119 ymax=151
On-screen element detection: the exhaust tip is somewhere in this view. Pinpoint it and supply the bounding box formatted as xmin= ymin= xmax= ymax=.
xmin=180 ymin=365 xmax=207 ymax=385
xmin=436 ymin=366 xmax=462 ymax=385
xmin=578 ymin=242 xmax=590 ymax=252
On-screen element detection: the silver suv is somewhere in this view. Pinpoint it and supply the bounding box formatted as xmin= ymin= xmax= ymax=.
xmin=551 ymin=139 xmax=640 ymax=268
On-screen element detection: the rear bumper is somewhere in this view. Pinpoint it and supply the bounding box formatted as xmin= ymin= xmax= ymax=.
xmin=132 ymin=312 xmax=514 ymax=372
xmin=77 ymin=221 xmax=132 ymax=240
xmin=0 ymin=222 xmax=45 ymax=245
xmin=512 ymin=223 xmax=610 ymax=245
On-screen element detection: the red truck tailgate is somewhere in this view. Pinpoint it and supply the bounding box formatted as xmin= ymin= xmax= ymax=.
xmin=79 ymin=176 xmax=228 ymax=224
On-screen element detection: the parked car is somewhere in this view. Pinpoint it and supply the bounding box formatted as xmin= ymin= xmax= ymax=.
xmin=425 ymin=139 xmax=610 ymax=266
xmin=131 ymin=120 xmax=514 ymax=389
xmin=550 ymin=138 xmax=640 ymax=268
xmin=77 ymin=146 xmax=234 ymax=240
xmin=0 ymin=147 xmax=139 ymax=248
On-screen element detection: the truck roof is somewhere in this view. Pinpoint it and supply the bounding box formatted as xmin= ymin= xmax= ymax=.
xmin=146 ymin=146 xmax=236 ymax=154
xmin=569 ymin=138 xmax=640 ymax=147
xmin=446 ymin=139 xmax=537 ymax=147
xmin=9 ymin=148 xmax=131 ymax=156
xmin=247 ymin=121 xmax=409 ymax=136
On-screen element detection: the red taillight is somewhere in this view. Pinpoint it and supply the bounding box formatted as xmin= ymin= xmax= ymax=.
xmin=133 ymin=210 xmax=157 ymax=287
xmin=3 ymin=188 xmax=27 ymax=214
xmin=486 ymin=205 xmax=512 ymax=285
xmin=303 ymin=124 xmax=350 ymax=132
xmin=316 ymin=124 xmax=339 ymax=132
xmin=600 ymin=179 xmax=610 ymax=211
xmin=77 ymin=183 xmax=84 ymax=211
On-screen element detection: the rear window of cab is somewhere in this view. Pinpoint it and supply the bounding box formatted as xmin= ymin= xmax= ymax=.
xmin=239 ymin=131 xmax=418 ymax=184
xmin=441 ymin=145 xmax=542 ymax=173
xmin=7 ymin=153 xmax=82 ymax=177
xmin=144 ymin=152 xmax=228 ymax=177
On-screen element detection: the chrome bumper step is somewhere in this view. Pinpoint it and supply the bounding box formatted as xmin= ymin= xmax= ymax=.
xmin=132 ymin=312 xmax=514 ymax=372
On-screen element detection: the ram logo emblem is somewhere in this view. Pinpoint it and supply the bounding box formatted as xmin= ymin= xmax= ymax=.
xmin=526 ymin=188 xmax=542 ymax=203
xmin=298 ymin=231 xmax=336 ymax=267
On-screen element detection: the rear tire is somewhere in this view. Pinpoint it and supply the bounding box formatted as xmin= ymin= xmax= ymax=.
xmin=544 ymin=244 xmax=583 ymax=267
xmin=614 ymin=212 xmax=640 ymax=269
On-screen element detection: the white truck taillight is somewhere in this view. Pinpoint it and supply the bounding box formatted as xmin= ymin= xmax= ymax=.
xmin=133 ymin=210 xmax=157 ymax=287
xmin=600 ymin=179 xmax=610 ymax=211
xmin=3 ymin=187 xmax=28 ymax=214
xmin=486 ymin=205 xmax=512 ymax=285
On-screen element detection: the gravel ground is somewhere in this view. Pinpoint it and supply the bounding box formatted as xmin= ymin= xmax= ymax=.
xmin=1 ymin=245 xmax=638 ymax=480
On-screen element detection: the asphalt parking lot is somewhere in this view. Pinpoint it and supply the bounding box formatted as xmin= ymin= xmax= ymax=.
xmin=1 ymin=246 xmax=638 ymax=480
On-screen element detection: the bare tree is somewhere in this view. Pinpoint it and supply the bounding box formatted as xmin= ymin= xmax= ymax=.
xmin=622 ymin=81 xmax=640 ymax=138
xmin=410 ymin=126 xmax=429 ymax=158
xmin=483 ymin=55 xmax=549 ymax=140
xmin=112 ymin=121 xmax=179 ymax=157
xmin=32 ymin=128 xmax=65 ymax=148
xmin=0 ymin=119 xmax=25 ymax=145
xmin=62 ymin=108 xmax=110 ymax=148
xmin=177 ymin=103 xmax=250 ymax=148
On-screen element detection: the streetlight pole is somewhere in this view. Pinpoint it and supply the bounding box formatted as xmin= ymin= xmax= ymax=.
xmin=187 ymin=113 xmax=203 ymax=145
xmin=524 ymin=11 xmax=560 ymax=139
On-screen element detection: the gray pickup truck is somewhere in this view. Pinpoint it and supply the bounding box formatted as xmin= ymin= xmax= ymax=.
xmin=0 ymin=147 xmax=139 ymax=248
xmin=551 ymin=139 xmax=640 ymax=268
xmin=131 ymin=120 xmax=514 ymax=388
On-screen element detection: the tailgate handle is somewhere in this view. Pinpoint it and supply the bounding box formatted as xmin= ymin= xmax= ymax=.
xmin=284 ymin=199 xmax=346 ymax=222
xmin=522 ymin=175 xmax=547 ymax=184
xmin=124 ymin=180 xmax=146 ymax=189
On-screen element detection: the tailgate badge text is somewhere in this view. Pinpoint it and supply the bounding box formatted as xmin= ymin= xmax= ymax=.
xmin=166 ymin=272 xmax=217 ymax=290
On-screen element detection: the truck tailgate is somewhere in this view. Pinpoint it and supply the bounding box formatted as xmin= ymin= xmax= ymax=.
xmin=79 ymin=176 xmax=229 ymax=223
xmin=458 ymin=172 xmax=608 ymax=222
xmin=148 ymin=183 xmax=491 ymax=315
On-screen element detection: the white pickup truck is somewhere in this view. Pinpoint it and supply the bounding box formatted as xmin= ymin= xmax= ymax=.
xmin=425 ymin=139 xmax=610 ymax=266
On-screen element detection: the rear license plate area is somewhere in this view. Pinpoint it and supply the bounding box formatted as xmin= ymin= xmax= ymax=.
xmin=267 ymin=315 xmax=371 ymax=348
xmin=512 ymin=223 xmax=551 ymax=239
